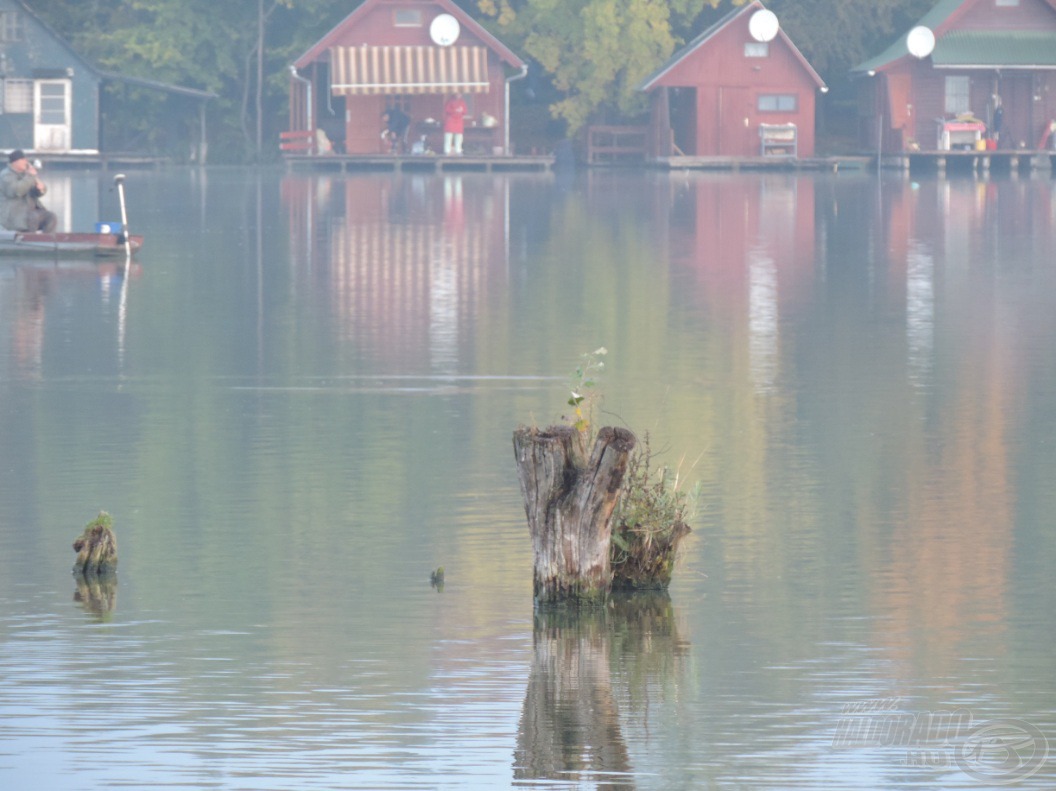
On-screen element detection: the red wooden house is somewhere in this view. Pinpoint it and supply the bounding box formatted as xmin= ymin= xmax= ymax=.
xmin=288 ymin=0 xmax=525 ymax=155
xmin=854 ymin=0 xmax=1056 ymax=153
xmin=639 ymin=1 xmax=826 ymax=159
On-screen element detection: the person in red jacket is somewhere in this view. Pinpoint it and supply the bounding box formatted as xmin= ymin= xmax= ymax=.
xmin=443 ymin=93 xmax=468 ymax=155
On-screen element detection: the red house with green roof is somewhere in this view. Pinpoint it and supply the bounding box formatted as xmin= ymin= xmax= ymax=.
xmin=854 ymin=0 xmax=1056 ymax=153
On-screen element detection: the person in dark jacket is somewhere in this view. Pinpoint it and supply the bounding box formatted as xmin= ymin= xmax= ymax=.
xmin=382 ymin=106 xmax=411 ymax=154
xmin=1 ymin=150 xmax=57 ymax=233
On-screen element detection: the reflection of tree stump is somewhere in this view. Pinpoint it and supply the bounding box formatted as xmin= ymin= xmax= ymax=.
xmin=72 ymin=512 xmax=118 ymax=576
xmin=514 ymin=594 xmax=690 ymax=786
xmin=513 ymin=426 xmax=636 ymax=604
xmin=514 ymin=607 xmax=633 ymax=786
xmin=74 ymin=575 xmax=118 ymax=620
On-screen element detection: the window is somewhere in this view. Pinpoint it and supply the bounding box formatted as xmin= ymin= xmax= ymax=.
xmin=2 ymin=79 xmax=32 ymax=114
xmin=0 ymin=11 xmax=24 ymax=42
xmin=393 ymin=9 xmax=422 ymax=26
xmin=38 ymin=82 xmax=67 ymax=124
xmin=744 ymin=42 xmax=769 ymax=58
xmin=995 ymin=0 xmax=1019 ymax=6
xmin=758 ymin=94 xmax=797 ymax=112
xmin=944 ymin=76 xmax=970 ymax=115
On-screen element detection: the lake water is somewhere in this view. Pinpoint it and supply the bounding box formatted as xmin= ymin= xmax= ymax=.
xmin=1 ymin=167 xmax=1054 ymax=789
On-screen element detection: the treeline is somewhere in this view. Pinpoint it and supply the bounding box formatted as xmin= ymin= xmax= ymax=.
xmin=27 ymin=0 xmax=934 ymax=162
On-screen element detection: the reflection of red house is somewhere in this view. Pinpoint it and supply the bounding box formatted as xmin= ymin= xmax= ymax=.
xmin=639 ymin=1 xmax=826 ymax=158
xmin=671 ymin=176 xmax=816 ymax=390
xmin=289 ymin=0 xmax=525 ymax=156
xmin=854 ymin=0 xmax=1056 ymax=153
xmin=282 ymin=174 xmax=509 ymax=371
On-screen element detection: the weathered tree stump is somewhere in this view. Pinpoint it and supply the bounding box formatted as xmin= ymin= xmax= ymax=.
xmin=513 ymin=425 xmax=636 ymax=604
xmin=72 ymin=512 xmax=118 ymax=577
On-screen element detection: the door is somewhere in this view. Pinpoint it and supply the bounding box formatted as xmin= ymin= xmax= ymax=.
xmin=717 ymin=86 xmax=751 ymax=156
xmin=34 ymin=79 xmax=71 ymax=152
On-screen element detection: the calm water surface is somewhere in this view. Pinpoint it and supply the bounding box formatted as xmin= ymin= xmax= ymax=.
xmin=1 ymin=167 xmax=1054 ymax=789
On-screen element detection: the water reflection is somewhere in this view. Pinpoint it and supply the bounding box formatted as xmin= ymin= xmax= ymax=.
xmin=73 ymin=574 xmax=117 ymax=621
xmin=283 ymin=173 xmax=511 ymax=373
xmin=2 ymin=170 xmax=1056 ymax=788
xmin=515 ymin=594 xmax=689 ymax=789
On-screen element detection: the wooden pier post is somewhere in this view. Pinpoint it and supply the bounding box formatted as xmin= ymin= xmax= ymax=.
xmin=513 ymin=425 xmax=636 ymax=605
xmin=72 ymin=512 xmax=118 ymax=577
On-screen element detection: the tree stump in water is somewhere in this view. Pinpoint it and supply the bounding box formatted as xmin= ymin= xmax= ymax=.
xmin=513 ymin=425 xmax=636 ymax=604
xmin=72 ymin=512 xmax=118 ymax=577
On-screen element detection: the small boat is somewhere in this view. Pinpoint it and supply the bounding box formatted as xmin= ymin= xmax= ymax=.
xmin=0 ymin=230 xmax=144 ymax=257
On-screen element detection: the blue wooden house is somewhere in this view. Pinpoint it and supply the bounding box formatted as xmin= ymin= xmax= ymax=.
xmin=0 ymin=0 xmax=214 ymax=158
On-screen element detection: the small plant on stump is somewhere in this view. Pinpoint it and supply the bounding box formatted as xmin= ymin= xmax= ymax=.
xmin=564 ymin=347 xmax=607 ymax=444
xmin=610 ymin=434 xmax=695 ymax=591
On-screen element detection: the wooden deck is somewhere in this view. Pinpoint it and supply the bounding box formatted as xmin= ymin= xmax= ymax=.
xmin=32 ymin=152 xmax=169 ymax=169
xmin=879 ymin=150 xmax=1056 ymax=176
xmin=649 ymin=151 xmax=1056 ymax=177
xmin=651 ymin=155 xmax=873 ymax=173
xmin=283 ymin=153 xmax=554 ymax=173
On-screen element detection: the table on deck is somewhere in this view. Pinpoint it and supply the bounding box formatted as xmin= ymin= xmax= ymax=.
xmin=938 ymin=120 xmax=986 ymax=151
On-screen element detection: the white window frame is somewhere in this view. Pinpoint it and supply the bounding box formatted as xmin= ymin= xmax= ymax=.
xmin=0 ymin=11 xmax=23 ymax=42
xmin=2 ymin=79 xmax=33 ymax=114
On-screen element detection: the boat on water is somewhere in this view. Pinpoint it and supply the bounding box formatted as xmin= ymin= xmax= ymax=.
xmin=0 ymin=230 xmax=144 ymax=257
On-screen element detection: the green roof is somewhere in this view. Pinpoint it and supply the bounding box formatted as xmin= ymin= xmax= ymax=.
xmin=932 ymin=31 xmax=1056 ymax=67
xmin=849 ymin=0 xmax=1056 ymax=73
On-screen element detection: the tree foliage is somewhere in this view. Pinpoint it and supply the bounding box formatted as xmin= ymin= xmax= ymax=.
xmin=478 ymin=0 xmax=723 ymax=133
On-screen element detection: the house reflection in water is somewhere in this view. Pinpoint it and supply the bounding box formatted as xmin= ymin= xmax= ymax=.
xmin=282 ymin=174 xmax=510 ymax=373
xmin=668 ymin=175 xmax=816 ymax=393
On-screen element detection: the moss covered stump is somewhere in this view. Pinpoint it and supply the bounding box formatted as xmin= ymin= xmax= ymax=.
xmin=72 ymin=512 xmax=118 ymax=576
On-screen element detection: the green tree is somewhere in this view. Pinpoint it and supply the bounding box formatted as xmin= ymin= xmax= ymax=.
xmin=768 ymin=0 xmax=935 ymax=76
xmin=479 ymin=0 xmax=723 ymax=133
xmin=29 ymin=0 xmax=351 ymax=161
xmin=479 ymin=0 xmax=935 ymax=135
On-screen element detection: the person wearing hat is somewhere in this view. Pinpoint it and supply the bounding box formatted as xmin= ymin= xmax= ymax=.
xmin=1 ymin=149 xmax=57 ymax=233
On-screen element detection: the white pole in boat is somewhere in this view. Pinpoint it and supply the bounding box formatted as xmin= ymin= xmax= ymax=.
xmin=114 ymin=173 xmax=131 ymax=259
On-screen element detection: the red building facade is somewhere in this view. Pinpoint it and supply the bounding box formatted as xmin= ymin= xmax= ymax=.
xmin=639 ymin=2 xmax=825 ymax=159
xmin=289 ymin=0 xmax=525 ymax=155
xmin=855 ymin=0 xmax=1056 ymax=153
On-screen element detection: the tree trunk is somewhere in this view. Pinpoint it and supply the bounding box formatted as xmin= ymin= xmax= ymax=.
xmin=513 ymin=425 xmax=636 ymax=604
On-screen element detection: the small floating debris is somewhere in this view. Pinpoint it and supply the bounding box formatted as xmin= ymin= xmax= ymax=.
xmin=430 ymin=567 xmax=445 ymax=591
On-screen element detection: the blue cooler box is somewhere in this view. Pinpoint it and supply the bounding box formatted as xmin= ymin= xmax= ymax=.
xmin=96 ymin=222 xmax=122 ymax=234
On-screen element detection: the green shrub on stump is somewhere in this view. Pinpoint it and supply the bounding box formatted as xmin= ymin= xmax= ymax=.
xmin=610 ymin=434 xmax=695 ymax=591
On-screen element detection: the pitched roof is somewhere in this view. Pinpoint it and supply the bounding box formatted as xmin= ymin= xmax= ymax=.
xmin=638 ymin=0 xmax=825 ymax=91
xmin=932 ymin=30 xmax=1056 ymax=68
xmin=13 ymin=0 xmax=216 ymax=100
xmin=294 ymin=0 xmax=524 ymax=70
xmin=854 ymin=0 xmax=1056 ymax=73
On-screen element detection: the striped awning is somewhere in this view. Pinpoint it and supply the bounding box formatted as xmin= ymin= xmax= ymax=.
xmin=329 ymin=46 xmax=491 ymax=95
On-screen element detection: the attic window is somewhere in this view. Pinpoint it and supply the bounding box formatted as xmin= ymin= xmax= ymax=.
xmin=745 ymin=42 xmax=769 ymax=58
xmin=995 ymin=0 xmax=1019 ymax=6
xmin=394 ymin=9 xmax=423 ymax=26
xmin=0 ymin=11 xmax=24 ymax=42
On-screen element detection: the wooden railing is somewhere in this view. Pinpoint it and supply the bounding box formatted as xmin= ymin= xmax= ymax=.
xmin=280 ymin=129 xmax=315 ymax=155
xmin=586 ymin=125 xmax=648 ymax=165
